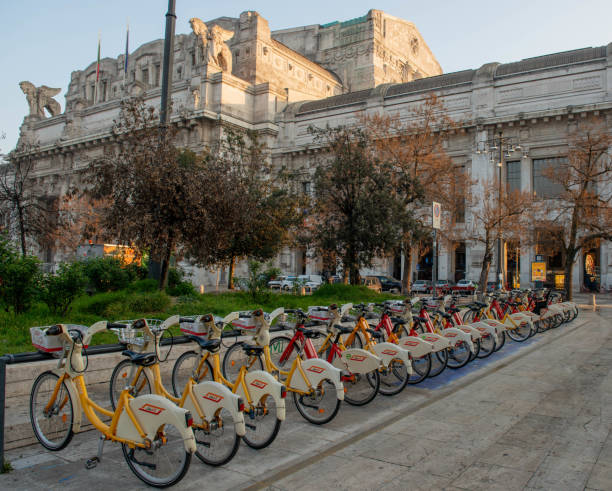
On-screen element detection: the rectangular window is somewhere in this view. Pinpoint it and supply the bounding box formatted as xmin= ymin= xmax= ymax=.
xmin=141 ymin=68 xmax=149 ymax=85
xmin=302 ymin=181 xmax=312 ymax=195
xmin=453 ymin=165 xmax=466 ymax=223
xmin=533 ymin=157 xmax=566 ymax=198
xmin=506 ymin=160 xmax=521 ymax=194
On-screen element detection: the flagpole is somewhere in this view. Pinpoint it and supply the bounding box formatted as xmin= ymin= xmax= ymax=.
xmin=94 ymin=32 xmax=100 ymax=104
xmin=123 ymin=20 xmax=129 ymax=94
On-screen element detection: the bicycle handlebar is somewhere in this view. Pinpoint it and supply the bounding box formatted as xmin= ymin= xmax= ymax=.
xmin=46 ymin=325 xmax=62 ymax=336
xmin=106 ymin=322 xmax=129 ymax=330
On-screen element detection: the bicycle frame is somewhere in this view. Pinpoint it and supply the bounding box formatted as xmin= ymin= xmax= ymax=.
xmin=48 ymin=322 xmax=196 ymax=452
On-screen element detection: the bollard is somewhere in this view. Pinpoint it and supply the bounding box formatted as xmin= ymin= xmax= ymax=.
xmin=593 ymin=294 xmax=597 ymax=312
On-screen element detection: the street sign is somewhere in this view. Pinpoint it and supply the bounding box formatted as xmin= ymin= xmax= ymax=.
xmin=432 ymin=202 xmax=441 ymax=230
xmin=531 ymin=261 xmax=546 ymax=282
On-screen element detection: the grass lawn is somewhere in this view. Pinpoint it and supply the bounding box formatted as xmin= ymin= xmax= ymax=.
xmin=0 ymin=284 xmax=398 ymax=355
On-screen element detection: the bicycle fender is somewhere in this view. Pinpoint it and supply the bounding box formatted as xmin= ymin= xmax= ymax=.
xmin=468 ymin=322 xmax=499 ymax=344
xmin=398 ymin=336 xmax=434 ymax=357
xmin=241 ymin=370 xmax=286 ymax=421
xmin=51 ymin=369 xmax=83 ymax=433
xmin=292 ymin=358 xmax=344 ymax=401
xmin=478 ymin=318 xmax=507 ymax=334
xmin=457 ymin=325 xmax=482 ymax=341
xmin=371 ymin=342 xmax=412 ymax=374
xmin=332 ymin=348 xmax=381 ymax=374
xmin=505 ymin=314 xmax=533 ymax=330
xmin=188 ymin=381 xmax=246 ymax=436
xmin=442 ymin=328 xmax=475 ymax=353
xmin=117 ymin=394 xmax=196 ymax=454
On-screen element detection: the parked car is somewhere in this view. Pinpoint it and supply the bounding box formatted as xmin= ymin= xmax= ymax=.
xmin=297 ymin=274 xmax=323 ymax=291
xmin=434 ymin=280 xmax=452 ymax=294
xmin=374 ymin=275 xmax=402 ymax=293
xmin=411 ymin=279 xmax=432 ymax=293
xmin=279 ymin=276 xmax=298 ymax=291
xmin=267 ymin=275 xmax=287 ymax=290
xmin=361 ymin=276 xmax=382 ymax=293
xmin=452 ymin=279 xmax=477 ymax=295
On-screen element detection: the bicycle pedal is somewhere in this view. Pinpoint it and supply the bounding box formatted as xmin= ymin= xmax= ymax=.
xmin=85 ymin=457 xmax=99 ymax=469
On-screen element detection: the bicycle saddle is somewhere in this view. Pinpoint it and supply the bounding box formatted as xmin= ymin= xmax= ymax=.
xmin=121 ymin=350 xmax=157 ymax=367
xmin=335 ymin=325 xmax=354 ymax=334
xmin=413 ymin=316 xmax=429 ymax=323
xmin=342 ymin=315 xmax=357 ymax=322
xmin=187 ymin=335 xmax=221 ymax=352
xmin=241 ymin=344 xmax=264 ymax=356
xmin=300 ymin=328 xmax=324 ymax=339
xmin=435 ymin=310 xmax=452 ymax=319
xmin=390 ymin=317 xmax=406 ymax=324
xmin=366 ymin=328 xmax=383 ymax=339
xmin=447 ymin=307 xmax=460 ymax=314
xmin=474 ymin=301 xmax=487 ymax=308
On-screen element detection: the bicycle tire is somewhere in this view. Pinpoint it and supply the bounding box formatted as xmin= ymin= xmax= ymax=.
xmin=494 ymin=330 xmax=506 ymax=351
xmin=378 ymin=358 xmax=410 ymax=395
xmin=122 ymin=423 xmax=191 ymax=488
xmin=506 ymin=320 xmax=532 ymax=341
xmin=293 ymin=379 xmax=341 ymax=425
xmin=447 ymin=340 xmax=471 ymax=369
xmin=110 ymin=359 xmax=152 ymax=410
xmin=476 ymin=331 xmax=496 ymax=358
xmin=30 ymin=371 xmax=74 ymax=451
xmin=171 ymin=351 xmax=213 ymax=398
xmin=429 ymin=349 xmax=448 ymax=377
xmin=468 ymin=338 xmax=481 ymax=362
xmin=222 ymin=342 xmax=264 ymax=383
xmin=193 ymin=408 xmax=241 ymax=466
xmin=462 ymin=309 xmax=477 ymax=324
xmin=268 ymin=335 xmax=297 ymax=380
xmin=343 ymin=369 xmax=380 ymax=406
xmin=242 ymin=395 xmax=282 ymax=449
xmin=408 ymin=353 xmax=432 ymax=383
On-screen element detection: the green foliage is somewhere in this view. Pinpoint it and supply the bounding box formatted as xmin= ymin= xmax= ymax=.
xmin=166 ymin=280 xmax=197 ymax=297
xmin=128 ymin=278 xmax=159 ymax=292
xmin=124 ymin=291 xmax=171 ymax=314
xmin=1 ymin=458 xmax=13 ymax=474
xmin=0 ymin=238 xmax=41 ymax=314
xmin=124 ymin=262 xmax=148 ymax=282
xmin=73 ymin=291 xmax=128 ymax=316
xmin=40 ymin=262 xmax=88 ymax=315
xmin=83 ymin=257 xmax=131 ymax=292
xmin=236 ymin=261 xmax=281 ymax=301
xmin=312 ymin=283 xmax=386 ymax=301
xmin=167 ymin=267 xmax=183 ymax=288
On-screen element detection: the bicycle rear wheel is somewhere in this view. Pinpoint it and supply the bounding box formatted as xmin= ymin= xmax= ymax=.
xmin=408 ymin=353 xmax=431 ymax=384
xmin=30 ymin=371 xmax=74 ymax=451
xmin=222 ymin=342 xmax=264 ymax=383
xmin=429 ymin=349 xmax=448 ymax=377
xmin=110 ymin=359 xmax=151 ymax=410
xmin=468 ymin=338 xmax=481 ymax=362
xmin=476 ymin=332 xmax=496 ymax=358
xmin=378 ymin=358 xmax=409 ymax=395
xmin=494 ymin=330 xmax=506 ymax=351
xmin=447 ymin=341 xmax=471 ymax=369
xmin=122 ymin=423 xmax=191 ymax=488
xmin=243 ymin=395 xmax=282 ymax=449
xmin=343 ymin=369 xmax=380 ymax=406
xmin=293 ymin=379 xmax=341 ymax=425
xmin=193 ymin=408 xmax=241 ymax=466
xmin=506 ymin=320 xmax=532 ymax=342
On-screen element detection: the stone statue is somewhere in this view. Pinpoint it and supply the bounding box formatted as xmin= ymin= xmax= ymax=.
xmin=19 ymin=81 xmax=61 ymax=118
xmin=189 ymin=18 xmax=233 ymax=73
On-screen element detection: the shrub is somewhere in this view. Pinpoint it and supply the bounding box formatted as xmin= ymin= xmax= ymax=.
xmin=74 ymin=291 xmax=128 ymax=316
xmin=126 ymin=291 xmax=171 ymax=313
xmin=166 ymin=280 xmax=196 ymax=297
xmin=83 ymin=257 xmax=130 ymax=292
xmin=128 ymin=279 xmax=159 ymax=293
xmin=167 ymin=267 xmax=183 ymax=288
xmin=125 ymin=262 xmax=148 ymax=282
xmin=40 ymin=262 xmax=88 ymax=314
xmin=0 ymin=238 xmax=41 ymax=314
xmin=312 ymin=283 xmax=381 ymax=301
xmin=236 ymin=260 xmax=280 ymax=301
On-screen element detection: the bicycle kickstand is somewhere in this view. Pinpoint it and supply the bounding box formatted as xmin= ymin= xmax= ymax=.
xmin=85 ymin=435 xmax=106 ymax=469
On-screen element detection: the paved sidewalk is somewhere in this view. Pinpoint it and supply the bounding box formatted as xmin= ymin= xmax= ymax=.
xmin=1 ymin=308 xmax=610 ymax=490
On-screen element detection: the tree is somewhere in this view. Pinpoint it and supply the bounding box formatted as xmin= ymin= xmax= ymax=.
xmin=364 ymin=95 xmax=462 ymax=292
xmin=463 ymin=182 xmax=531 ymax=294
xmin=307 ymin=124 xmax=402 ymax=285
xmin=185 ymin=128 xmax=300 ymax=289
xmin=533 ymin=117 xmax=612 ymax=299
xmin=0 ymin=234 xmax=41 ymax=313
xmin=89 ymin=98 xmax=199 ymax=289
xmin=0 ymin=144 xmax=56 ymax=255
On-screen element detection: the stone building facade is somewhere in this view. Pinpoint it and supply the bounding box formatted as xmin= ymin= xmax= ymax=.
xmin=11 ymin=9 xmax=612 ymax=291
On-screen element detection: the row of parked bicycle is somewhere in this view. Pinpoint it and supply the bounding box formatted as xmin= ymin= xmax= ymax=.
xmin=28 ymin=289 xmax=578 ymax=487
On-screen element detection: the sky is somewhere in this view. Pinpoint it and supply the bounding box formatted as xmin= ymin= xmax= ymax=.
xmin=1 ymin=0 xmax=611 ymax=153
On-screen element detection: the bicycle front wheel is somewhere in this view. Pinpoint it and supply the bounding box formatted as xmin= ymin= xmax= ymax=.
xmin=222 ymin=342 xmax=264 ymax=384
xmin=172 ymin=351 xmax=213 ymax=398
xmin=193 ymin=408 xmax=241 ymax=466
xmin=293 ymin=379 xmax=341 ymax=425
xmin=110 ymin=360 xmax=151 ymax=410
xmin=378 ymin=358 xmax=409 ymax=395
xmin=268 ymin=335 xmax=297 ymax=381
xmin=243 ymin=395 xmax=282 ymax=449
xmin=122 ymin=423 xmax=191 ymax=488
xmin=30 ymin=371 xmax=74 ymax=451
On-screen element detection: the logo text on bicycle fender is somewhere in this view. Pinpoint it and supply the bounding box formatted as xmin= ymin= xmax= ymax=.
xmin=403 ymin=340 xmax=419 ymax=346
xmin=307 ymin=365 xmax=325 ymax=374
xmin=345 ymin=354 xmax=366 ymax=362
xmin=445 ymin=332 xmax=457 ymax=337
xmin=250 ymin=379 xmax=268 ymax=389
xmin=381 ymin=349 xmax=398 ymax=356
xmin=424 ymin=336 xmax=438 ymax=342
xmin=139 ymin=404 xmax=165 ymax=415
xmin=203 ymin=392 xmax=224 ymax=403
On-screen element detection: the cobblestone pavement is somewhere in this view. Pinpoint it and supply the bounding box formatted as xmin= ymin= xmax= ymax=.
xmin=2 ymin=305 xmax=611 ymax=490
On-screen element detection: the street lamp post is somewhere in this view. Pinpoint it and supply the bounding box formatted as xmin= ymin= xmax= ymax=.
xmin=476 ymin=130 xmax=526 ymax=291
